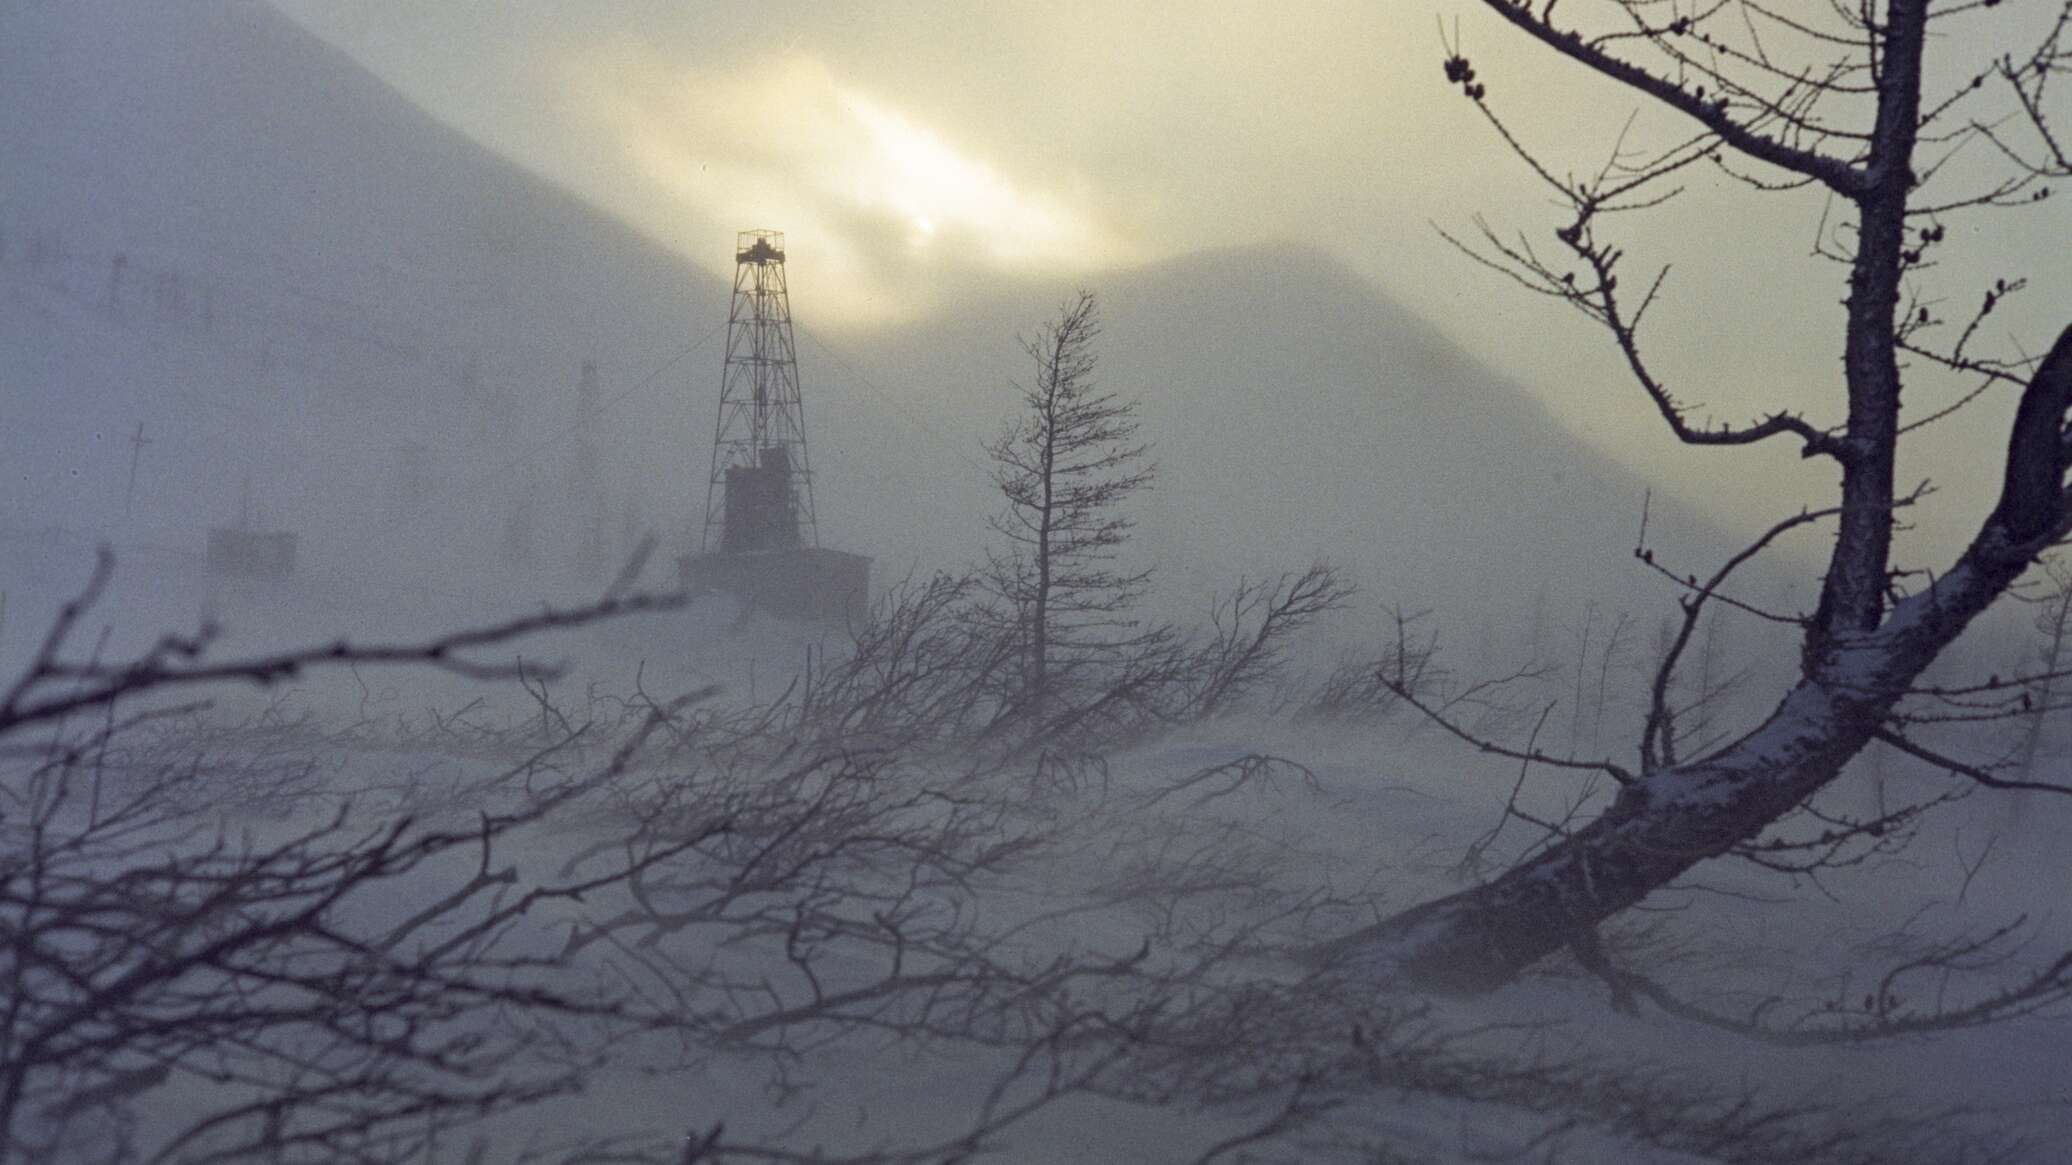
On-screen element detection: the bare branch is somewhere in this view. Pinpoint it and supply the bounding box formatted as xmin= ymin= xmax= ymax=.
xmin=1469 ymin=0 xmax=1870 ymax=194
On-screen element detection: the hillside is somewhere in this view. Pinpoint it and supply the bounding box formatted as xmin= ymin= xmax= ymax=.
xmin=809 ymin=247 xmax=1766 ymax=668
xmin=1 ymin=0 xmax=1779 ymax=675
xmin=2 ymin=6 xmax=2069 ymax=1164
xmin=0 ymin=0 xmax=725 ymax=607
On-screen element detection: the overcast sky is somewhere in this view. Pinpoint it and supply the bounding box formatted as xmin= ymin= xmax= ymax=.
xmin=268 ymin=0 xmax=2068 ymax=559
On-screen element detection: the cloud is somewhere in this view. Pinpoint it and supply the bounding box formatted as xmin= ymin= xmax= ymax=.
xmin=563 ymin=45 xmax=1137 ymax=324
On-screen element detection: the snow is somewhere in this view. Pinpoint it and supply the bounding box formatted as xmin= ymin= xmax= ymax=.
xmin=5 ymin=2 xmax=2070 ymax=1161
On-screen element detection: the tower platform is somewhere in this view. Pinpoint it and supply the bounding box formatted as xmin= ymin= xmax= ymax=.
xmin=678 ymin=546 xmax=871 ymax=624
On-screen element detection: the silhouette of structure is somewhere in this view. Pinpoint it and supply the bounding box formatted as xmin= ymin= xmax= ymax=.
xmin=207 ymin=479 xmax=297 ymax=578
xmin=681 ymin=231 xmax=868 ymax=622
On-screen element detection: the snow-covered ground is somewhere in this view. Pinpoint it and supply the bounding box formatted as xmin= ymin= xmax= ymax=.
xmin=7 ymin=517 xmax=2068 ymax=1162
xmin=6 ymin=4 xmax=2067 ymax=1160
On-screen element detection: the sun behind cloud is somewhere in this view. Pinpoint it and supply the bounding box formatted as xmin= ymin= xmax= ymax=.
xmin=565 ymin=46 xmax=1136 ymax=325
xmin=838 ymin=91 xmax=1101 ymax=264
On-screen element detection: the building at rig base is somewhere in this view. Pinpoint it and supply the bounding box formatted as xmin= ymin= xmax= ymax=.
xmin=678 ymin=230 xmax=869 ymax=624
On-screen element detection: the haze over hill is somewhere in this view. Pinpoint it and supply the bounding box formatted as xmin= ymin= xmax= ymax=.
xmin=802 ymin=247 xmax=1768 ymax=659
xmin=1 ymin=0 xmax=725 ymax=594
xmin=3 ymin=0 xmax=1778 ymax=670
xmin=6 ymin=7 xmax=2072 ymax=1162
xmin=267 ymin=0 xmax=2072 ymax=577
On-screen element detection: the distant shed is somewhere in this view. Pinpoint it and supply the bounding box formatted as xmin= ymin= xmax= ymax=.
xmin=207 ymin=528 xmax=298 ymax=577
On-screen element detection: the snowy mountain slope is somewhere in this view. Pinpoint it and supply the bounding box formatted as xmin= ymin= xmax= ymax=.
xmin=0 ymin=0 xmax=726 ymax=592
xmin=0 ymin=0 xmax=1801 ymax=681
xmin=806 ymin=246 xmax=1788 ymax=671
xmin=1 ymin=7 xmax=2068 ymax=1162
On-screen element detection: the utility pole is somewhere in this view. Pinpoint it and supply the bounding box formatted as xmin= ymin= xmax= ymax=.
xmin=123 ymin=421 xmax=153 ymax=520
xmin=572 ymin=359 xmax=607 ymax=570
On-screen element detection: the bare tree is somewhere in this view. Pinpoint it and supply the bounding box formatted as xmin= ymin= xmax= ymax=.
xmin=1314 ymin=1 xmax=2072 ymax=994
xmin=1188 ymin=563 xmax=1355 ymax=719
xmin=1590 ymin=608 xmax=1635 ymax=751
xmin=0 ymin=553 xmax=1182 ymax=1163
xmin=9 ymin=545 xmax=2024 ymax=1160
xmin=0 ymin=551 xmax=697 ymax=1164
xmin=2016 ymin=556 xmax=2072 ymax=775
xmin=1300 ymin=604 xmax=1445 ymax=725
xmin=983 ymin=290 xmax=1157 ymax=728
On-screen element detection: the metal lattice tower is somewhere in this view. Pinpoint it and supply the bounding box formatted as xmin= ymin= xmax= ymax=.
xmin=701 ymin=230 xmax=818 ymax=553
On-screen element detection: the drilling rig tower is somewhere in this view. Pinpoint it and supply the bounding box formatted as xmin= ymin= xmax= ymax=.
xmin=680 ymin=231 xmax=869 ymax=621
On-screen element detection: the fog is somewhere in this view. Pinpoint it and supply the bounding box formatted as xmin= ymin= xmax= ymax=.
xmin=3 ymin=2 xmax=2070 ymax=1163
xmin=273 ymin=0 xmax=2070 ymax=561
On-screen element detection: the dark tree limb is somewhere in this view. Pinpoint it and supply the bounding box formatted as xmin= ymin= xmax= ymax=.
xmin=0 ymin=547 xmax=688 ymax=737
xmin=1473 ymin=0 xmax=1871 ymax=195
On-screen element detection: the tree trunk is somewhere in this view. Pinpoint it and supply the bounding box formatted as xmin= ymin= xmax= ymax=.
xmin=1318 ymin=433 xmax=2065 ymax=994
xmin=1030 ymin=390 xmax=1057 ymax=724
xmin=1333 ymin=0 xmax=2072 ymax=999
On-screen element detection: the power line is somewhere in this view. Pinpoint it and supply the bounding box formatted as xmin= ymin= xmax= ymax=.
xmin=793 ymin=321 xmax=992 ymax=483
xmin=323 ymin=319 xmax=727 ymax=567
xmin=471 ymin=320 xmax=725 ymax=489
